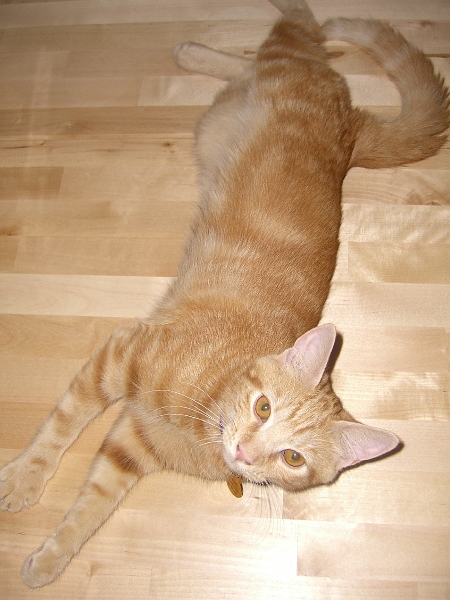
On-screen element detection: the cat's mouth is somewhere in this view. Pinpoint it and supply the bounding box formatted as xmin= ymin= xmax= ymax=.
xmin=220 ymin=419 xmax=265 ymax=480
xmin=223 ymin=439 xmax=260 ymax=480
xmin=222 ymin=441 xmax=269 ymax=484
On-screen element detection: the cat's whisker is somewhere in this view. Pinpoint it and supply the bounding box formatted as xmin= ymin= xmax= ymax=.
xmin=173 ymin=393 xmax=221 ymax=421
xmin=241 ymin=481 xmax=285 ymax=545
xmin=168 ymin=404 xmax=219 ymax=426
xmin=184 ymin=382 xmax=224 ymax=419
xmin=195 ymin=438 xmax=223 ymax=448
xmin=147 ymin=409 xmax=221 ymax=431
xmin=137 ymin=407 xmax=220 ymax=433
xmin=142 ymin=389 xmax=222 ymax=424
xmin=135 ymin=401 xmax=225 ymax=449
xmin=143 ymin=383 xmax=237 ymax=438
xmin=145 ymin=400 xmax=221 ymax=426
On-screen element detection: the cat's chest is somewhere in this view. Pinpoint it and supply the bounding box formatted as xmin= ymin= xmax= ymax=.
xmin=149 ymin=418 xmax=231 ymax=481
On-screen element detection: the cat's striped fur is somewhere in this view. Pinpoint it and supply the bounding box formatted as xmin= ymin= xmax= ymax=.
xmin=1 ymin=0 xmax=448 ymax=588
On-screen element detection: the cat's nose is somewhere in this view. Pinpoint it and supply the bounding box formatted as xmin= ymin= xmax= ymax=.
xmin=235 ymin=443 xmax=253 ymax=465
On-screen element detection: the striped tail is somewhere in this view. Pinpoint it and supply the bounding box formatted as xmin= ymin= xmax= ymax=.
xmin=321 ymin=18 xmax=450 ymax=168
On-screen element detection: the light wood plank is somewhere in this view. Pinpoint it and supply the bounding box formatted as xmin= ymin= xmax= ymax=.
xmin=331 ymin=327 xmax=448 ymax=373
xmin=0 ymin=314 xmax=132 ymax=359
xmin=347 ymin=243 xmax=450 ymax=283
xmin=58 ymin=166 xmax=197 ymax=202
xmin=0 ymin=50 xmax=68 ymax=79
xmin=340 ymin=204 xmax=450 ymax=243
xmin=323 ymin=283 xmax=450 ymax=328
xmin=330 ymin=371 xmax=450 ymax=421
xmin=0 ymin=106 xmax=203 ymax=139
xmin=139 ymin=75 xmax=227 ymax=107
xmin=285 ymin=469 xmax=450 ymax=526
xmin=147 ymin=571 xmax=417 ymax=600
xmin=0 ymin=357 xmax=87 ymax=405
xmin=295 ymin=522 xmax=450 ymax=580
xmin=0 ymin=77 xmax=142 ymax=110
xmin=0 ymin=139 xmax=195 ymax=168
xmin=0 ymin=0 xmax=449 ymax=29
xmin=0 ymin=167 xmax=63 ymax=200
xmin=13 ymin=236 xmax=185 ymax=276
xmin=0 ymin=273 xmax=172 ymax=317
xmin=0 ymin=22 xmax=266 ymax=60
xmin=0 ymin=1 xmax=449 ymax=598
xmin=0 ymin=237 xmax=19 ymax=271
xmin=342 ymin=169 xmax=450 ymax=205
xmin=8 ymin=199 xmax=195 ymax=238
xmin=418 ymin=583 xmax=450 ymax=600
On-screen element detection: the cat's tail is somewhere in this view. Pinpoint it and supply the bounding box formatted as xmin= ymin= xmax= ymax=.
xmin=321 ymin=18 xmax=449 ymax=168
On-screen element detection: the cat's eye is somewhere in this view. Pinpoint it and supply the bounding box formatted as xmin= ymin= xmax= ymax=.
xmin=283 ymin=449 xmax=305 ymax=468
xmin=254 ymin=395 xmax=271 ymax=421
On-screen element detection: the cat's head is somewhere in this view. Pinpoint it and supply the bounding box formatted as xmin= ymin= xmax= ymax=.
xmin=220 ymin=324 xmax=399 ymax=491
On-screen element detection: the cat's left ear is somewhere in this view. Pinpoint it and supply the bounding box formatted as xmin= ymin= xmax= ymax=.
xmin=276 ymin=323 xmax=336 ymax=388
xmin=331 ymin=421 xmax=400 ymax=471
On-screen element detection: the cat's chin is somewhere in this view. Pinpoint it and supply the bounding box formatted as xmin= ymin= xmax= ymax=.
xmin=224 ymin=455 xmax=247 ymax=479
xmin=221 ymin=436 xmax=270 ymax=484
xmin=224 ymin=458 xmax=267 ymax=485
xmin=222 ymin=448 xmax=249 ymax=476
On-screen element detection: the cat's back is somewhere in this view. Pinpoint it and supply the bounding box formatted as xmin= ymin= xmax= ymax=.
xmin=195 ymin=16 xmax=355 ymax=185
xmin=161 ymin=13 xmax=363 ymax=342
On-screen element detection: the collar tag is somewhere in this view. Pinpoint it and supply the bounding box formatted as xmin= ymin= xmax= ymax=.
xmin=227 ymin=475 xmax=244 ymax=498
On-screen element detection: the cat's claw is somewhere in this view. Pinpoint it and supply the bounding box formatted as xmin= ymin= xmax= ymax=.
xmin=0 ymin=456 xmax=48 ymax=512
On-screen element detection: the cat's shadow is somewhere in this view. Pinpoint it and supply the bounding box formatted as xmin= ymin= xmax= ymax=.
xmin=326 ymin=329 xmax=343 ymax=373
xmin=326 ymin=330 xmax=404 ymax=472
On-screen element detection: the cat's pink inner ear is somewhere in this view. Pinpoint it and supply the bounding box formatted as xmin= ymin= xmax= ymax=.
xmin=276 ymin=323 xmax=336 ymax=388
xmin=331 ymin=421 xmax=400 ymax=471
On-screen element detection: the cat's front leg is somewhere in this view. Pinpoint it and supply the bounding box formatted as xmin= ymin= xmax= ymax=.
xmin=0 ymin=389 xmax=86 ymax=513
xmin=1 ymin=331 xmax=134 ymax=513
xmin=21 ymin=406 xmax=158 ymax=588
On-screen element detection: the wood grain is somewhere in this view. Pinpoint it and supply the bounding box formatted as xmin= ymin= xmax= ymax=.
xmin=0 ymin=1 xmax=449 ymax=598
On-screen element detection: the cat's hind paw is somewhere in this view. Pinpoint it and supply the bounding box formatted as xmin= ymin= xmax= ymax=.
xmin=0 ymin=455 xmax=49 ymax=512
xmin=173 ymin=42 xmax=205 ymax=72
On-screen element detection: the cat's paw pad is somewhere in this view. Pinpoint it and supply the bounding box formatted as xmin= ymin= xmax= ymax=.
xmin=22 ymin=541 xmax=71 ymax=588
xmin=0 ymin=457 xmax=48 ymax=512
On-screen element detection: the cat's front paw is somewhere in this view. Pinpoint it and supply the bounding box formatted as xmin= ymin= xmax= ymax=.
xmin=0 ymin=455 xmax=48 ymax=512
xmin=22 ymin=539 xmax=71 ymax=588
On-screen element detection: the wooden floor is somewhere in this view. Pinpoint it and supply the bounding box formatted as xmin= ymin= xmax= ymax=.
xmin=0 ymin=1 xmax=449 ymax=598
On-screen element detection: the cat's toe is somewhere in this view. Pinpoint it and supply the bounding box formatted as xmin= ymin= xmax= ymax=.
xmin=0 ymin=489 xmax=25 ymax=512
xmin=0 ymin=460 xmax=46 ymax=512
xmin=0 ymin=474 xmax=22 ymax=512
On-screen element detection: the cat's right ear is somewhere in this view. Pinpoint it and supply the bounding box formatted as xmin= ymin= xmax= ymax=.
xmin=275 ymin=324 xmax=336 ymax=388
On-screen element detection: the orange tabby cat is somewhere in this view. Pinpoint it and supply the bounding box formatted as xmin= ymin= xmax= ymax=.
xmin=1 ymin=0 xmax=448 ymax=588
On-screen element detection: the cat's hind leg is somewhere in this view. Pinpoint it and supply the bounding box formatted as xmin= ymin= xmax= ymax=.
xmin=173 ymin=1 xmax=318 ymax=80
xmin=269 ymin=0 xmax=320 ymax=33
xmin=21 ymin=405 xmax=158 ymax=588
xmin=174 ymin=42 xmax=252 ymax=81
